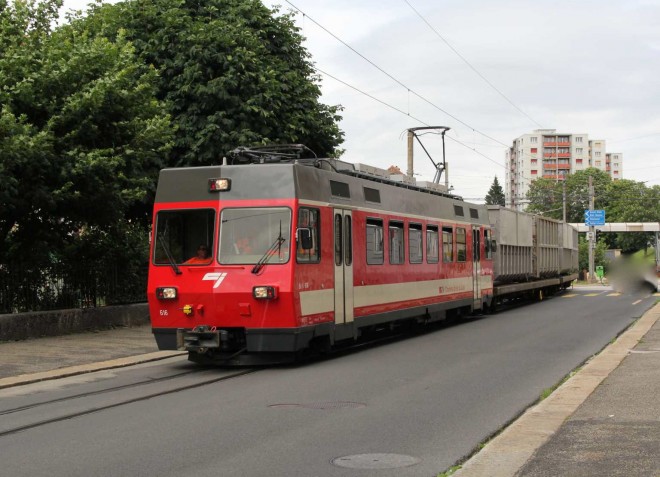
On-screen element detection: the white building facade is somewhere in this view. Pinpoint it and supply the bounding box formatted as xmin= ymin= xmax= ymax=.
xmin=505 ymin=129 xmax=623 ymax=210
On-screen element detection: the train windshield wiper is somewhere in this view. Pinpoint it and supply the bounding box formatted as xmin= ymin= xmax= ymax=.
xmin=158 ymin=233 xmax=182 ymax=275
xmin=251 ymin=223 xmax=285 ymax=275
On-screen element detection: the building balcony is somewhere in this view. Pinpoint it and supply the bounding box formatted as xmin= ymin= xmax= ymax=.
xmin=557 ymin=141 xmax=570 ymax=147
xmin=544 ymin=153 xmax=557 ymax=158
xmin=543 ymin=142 xmax=557 ymax=147
xmin=558 ymin=152 xmax=571 ymax=158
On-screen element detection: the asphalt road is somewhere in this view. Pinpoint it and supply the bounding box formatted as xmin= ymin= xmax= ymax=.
xmin=0 ymin=287 xmax=655 ymax=477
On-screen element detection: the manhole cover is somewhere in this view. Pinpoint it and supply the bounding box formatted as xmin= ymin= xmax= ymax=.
xmin=268 ymin=401 xmax=366 ymax=410
xmin=331 ymin=453 xmax=421 ymax=469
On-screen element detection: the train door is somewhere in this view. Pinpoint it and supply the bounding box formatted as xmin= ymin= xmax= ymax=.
xmin=472 ymin=226 xmax=482 ymax=310
xmin=333 ymin=209 xmax=354 ymax=325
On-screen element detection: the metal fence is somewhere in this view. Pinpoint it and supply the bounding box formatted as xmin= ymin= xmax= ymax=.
xmin=0 ymin=262 xmax=148 ymax=314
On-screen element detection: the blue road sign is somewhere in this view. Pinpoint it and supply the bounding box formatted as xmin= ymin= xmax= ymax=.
xmin=584 ymin=209 xmax=605 ymax=226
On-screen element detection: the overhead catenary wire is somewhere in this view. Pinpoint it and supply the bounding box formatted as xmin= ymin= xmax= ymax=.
xmin=402 ymin=0 xmax=543 ymax=128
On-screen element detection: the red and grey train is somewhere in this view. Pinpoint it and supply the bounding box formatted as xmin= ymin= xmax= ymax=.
xmin=147 ymin=147 xmax=578 ymax=364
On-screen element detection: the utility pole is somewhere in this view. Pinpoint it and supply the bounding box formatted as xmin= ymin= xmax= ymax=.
xmin=588 ymin=176 xmax=595 ymax=283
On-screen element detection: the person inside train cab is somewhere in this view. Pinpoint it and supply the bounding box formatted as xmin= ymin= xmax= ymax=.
xmin=234 ymin=236 xmax=253 ymax=254
xmin=184 ymin=244 xmax=211 ymax=265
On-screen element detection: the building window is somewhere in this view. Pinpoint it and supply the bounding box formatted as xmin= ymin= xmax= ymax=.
xmin=531 ymin=170 xmax=538 ymax=174
xmin=576 ymin=159 xmax=583 ymax=163
xmin=595 ymin=151 xmax=601 ymax=157
xmin=576 ymin=147 xmax=583 ymax=154
xmin=531 ymin=159 xmax=537 ymax=164
xmin=575 ymin=137 xmax=583 ymax=143
xmin=614 ymin=171 xmax=619 ymax=175
xmin=530 ymin=137 xmax=538 ymax=143
xmin=596 ymin=161 xmax=601 ymax=166
xmin=531 ymin=148 xmax=538 ymax=153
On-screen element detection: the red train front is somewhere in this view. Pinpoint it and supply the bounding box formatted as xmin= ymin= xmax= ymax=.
xmin=147 ymin=151 xmax=494 ymax=364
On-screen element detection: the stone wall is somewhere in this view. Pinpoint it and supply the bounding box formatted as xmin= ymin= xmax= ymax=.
xmin=0 ymin=303 xmax=149 ymax=342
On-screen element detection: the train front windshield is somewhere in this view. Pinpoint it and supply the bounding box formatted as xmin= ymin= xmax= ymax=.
xmin=153 ymin=207 xmax=291 ymax=267
xmin=219 ymin=207 xmax=291 ymax=265
xmin=153 ymin=209 xmax=215 ymax=266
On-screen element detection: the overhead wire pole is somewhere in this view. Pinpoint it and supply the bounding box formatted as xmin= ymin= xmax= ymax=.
xmin=588 ymin=176 xmax=595 ymax=283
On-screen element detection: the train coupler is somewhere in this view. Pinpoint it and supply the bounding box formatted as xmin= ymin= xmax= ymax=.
xmin=177 ymin=326 xmax=224 ymax=353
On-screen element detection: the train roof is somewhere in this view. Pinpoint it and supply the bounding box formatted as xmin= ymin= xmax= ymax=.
xmin=155 ymin=159 xmax=489 ymax=225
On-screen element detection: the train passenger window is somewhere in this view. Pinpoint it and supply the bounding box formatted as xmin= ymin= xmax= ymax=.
xmin=442 ymin=226 xmax=454 ymax=263
xmin=485 ymin=229 xmax=493 ymax=260
xmin=409 ymin=223 xmax=423 ymax=264
xmin=334 ymin=214 xmax=342 ymax=266
xmin=366 ymin=218 xmax=384 ymax=265
xmin=389 ymin=221 xmax=404 ymax=265
xmin=344 ymin=215 xmax=352 ymax=266
xmin=426 ymin=225 xmax=439 ymax=263
xmin=297 ymin=208 xmax=320 ymax=263
xmin=153 ymin=209 xmax=215 ymax=265
xmin=456 ymin=227 xmax=467 ymax=262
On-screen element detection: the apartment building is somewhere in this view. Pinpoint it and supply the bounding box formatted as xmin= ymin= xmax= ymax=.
xmin=505 ymin=129 xmax=623 ymax=210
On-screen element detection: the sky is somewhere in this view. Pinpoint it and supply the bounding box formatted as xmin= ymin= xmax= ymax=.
xmin=60 ymin=0 xmax=660 ymax=201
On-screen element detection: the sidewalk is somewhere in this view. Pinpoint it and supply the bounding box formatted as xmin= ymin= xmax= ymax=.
xmin=455 ymin=301 xmax=660 ymax=477
xmin=1 ymin=305 xmax=659 ymax=476
xmin=0 ymin=325 xmax=183 ymax=389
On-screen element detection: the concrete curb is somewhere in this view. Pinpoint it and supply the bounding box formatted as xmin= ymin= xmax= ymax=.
xmin=452 ymin=302 xmax=660 ymax=477
xmin=0 ymin=351 xmax=186 ymax=390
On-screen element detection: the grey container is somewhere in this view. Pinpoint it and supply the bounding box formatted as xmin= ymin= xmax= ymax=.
xmin=535 ymin=216 xmax=561 ymax=278
xmin=487 ymin=206 xmax=534 ymax=284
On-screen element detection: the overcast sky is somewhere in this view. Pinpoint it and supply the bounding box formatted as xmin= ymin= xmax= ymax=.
xmin=61 ymin=0 xmax=660 ymax=200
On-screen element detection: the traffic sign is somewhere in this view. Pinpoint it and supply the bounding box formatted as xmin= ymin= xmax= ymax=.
xmin=584 ymin=209 xmax=605 ymax=226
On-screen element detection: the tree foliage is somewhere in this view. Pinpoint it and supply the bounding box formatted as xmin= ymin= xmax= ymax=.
xmin=525 ymin=168 xmax=611 ymax=222
xmin=78 ymin=0 xmax=344 ymax=166
xmin=485 ymin=176 xmax=505 ymax=206
xmin=525 ymin=169 xmax=660 ymax=255
xmin=0 ymin=0 xmax=172 ymax=264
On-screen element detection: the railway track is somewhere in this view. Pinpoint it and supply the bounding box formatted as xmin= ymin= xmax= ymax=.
xmin=0 ymin=368 xmax=257 ymax=438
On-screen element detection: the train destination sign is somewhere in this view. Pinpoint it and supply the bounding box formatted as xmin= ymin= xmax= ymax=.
xmin=584 ymin=209 xmax=605 ymax=226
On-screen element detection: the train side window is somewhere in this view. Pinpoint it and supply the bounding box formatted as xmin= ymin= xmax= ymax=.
xmin=456 ymin=227 xmax=467 ymax=262
xmin=389 ymin=221 xmax=404 ymax=265
xmin=334 ymin=213 xmax=342 ymax=266
xmin=484 ymin=229 xmax=493 ymax=260
xmin=366 ymin=218 xmax=384 ymax=265
xmin=442 ymin=226 xmax=454 ymax=263
xmin=426 ymin=225 xmax=439 ymax=263
xmin=296 ymin=208 xmax=320 ymax=263
xmin=409 ymin=223 xmax=423 ymax=264
xmin=344 ymin=215 xmax=352 ymax=266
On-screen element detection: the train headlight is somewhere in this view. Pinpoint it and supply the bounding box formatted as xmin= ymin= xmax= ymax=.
xmin=209 ymin=178 xmax=231 ymax=191
xmin=253 ymin=286 xmax=278 ymax=300
xmin=156 ymin=287 xmax=178 ymax=300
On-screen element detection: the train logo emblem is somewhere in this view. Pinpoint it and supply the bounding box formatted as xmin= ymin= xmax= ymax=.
xmin=203 ymin=272 xmax=228 ymax=288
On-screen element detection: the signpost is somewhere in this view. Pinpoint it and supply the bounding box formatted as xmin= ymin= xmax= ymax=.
xmin=584 ymin=209 xmax=605 ymax=226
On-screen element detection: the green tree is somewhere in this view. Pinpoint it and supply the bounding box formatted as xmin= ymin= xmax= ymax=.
xmin=525 ymin=168 xmax=611 ymax=222
xmin=78 ymin=0 xmax=344 ymax=167
xmin=0 ymin=0 xmax=172 ymax=264
xmin=603 ymin=179 xmax=660 ymax=253
xmin=485 ymin=176 xmax=505 ymax=206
